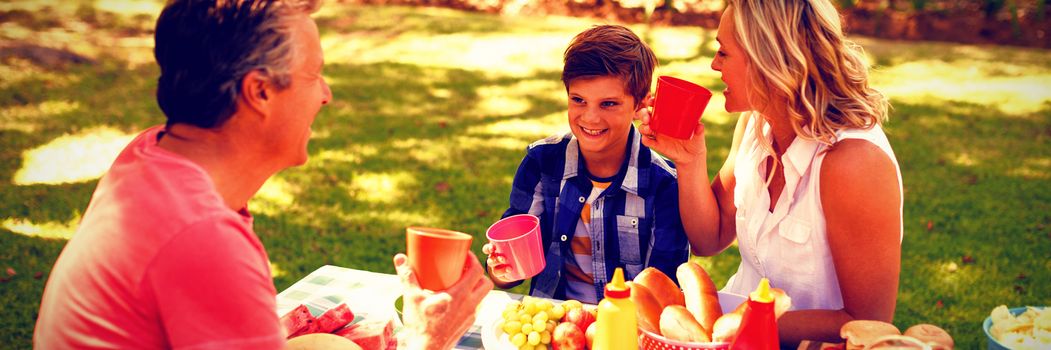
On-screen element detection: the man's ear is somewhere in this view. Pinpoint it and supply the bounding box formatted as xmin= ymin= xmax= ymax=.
xmin=239 ymin=70 xmax=271 ymax=116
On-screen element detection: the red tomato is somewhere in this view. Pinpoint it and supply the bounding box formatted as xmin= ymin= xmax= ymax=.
xmin=552 ymin=322 xmax=586 ymax=350
xmin=564 ymin=308 xmax=596 ymax=332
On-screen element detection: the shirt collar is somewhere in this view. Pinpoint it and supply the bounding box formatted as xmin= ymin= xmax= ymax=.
xmin=782 ymin=136 xmax=820 ymax=177
xmin=563 ymin=126 xmax=644 ymax=196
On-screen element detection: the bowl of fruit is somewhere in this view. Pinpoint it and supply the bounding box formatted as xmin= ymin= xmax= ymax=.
xmin=482 ymin=297 xmax=597 ymax=349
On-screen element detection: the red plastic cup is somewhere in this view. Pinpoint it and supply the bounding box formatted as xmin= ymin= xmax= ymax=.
xmin=406 ymin=227 xmax=473 ymax=291
xmin=485 ymin=214 xmax=545 ymax=281
xmin=650 ymin=76 xmax=713 ymax=140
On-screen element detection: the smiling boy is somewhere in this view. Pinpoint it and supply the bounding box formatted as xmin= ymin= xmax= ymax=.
xmin=485 ymin=25 xmax=689 ymax=303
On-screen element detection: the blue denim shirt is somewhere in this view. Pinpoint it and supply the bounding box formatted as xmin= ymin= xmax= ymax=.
xmin=503 ymin=126 xmax=689 ymax=300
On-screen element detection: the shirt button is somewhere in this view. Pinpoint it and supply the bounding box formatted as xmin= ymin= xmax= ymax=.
xmin=630 ymin=218 xmax=638 ymax=226
xmin=561 ymin=235 xmax=568 ymax=242
xmin=578 ymin=196 xmax=586 ymax=203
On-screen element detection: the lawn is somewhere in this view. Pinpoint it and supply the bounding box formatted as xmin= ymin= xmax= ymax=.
xmin=2 ymin=1 xmax=1050 ymax=348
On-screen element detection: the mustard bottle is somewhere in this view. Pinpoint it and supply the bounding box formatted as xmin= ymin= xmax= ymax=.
xmin=730 ymin=278 xmax=779 ymax=350
xmin=593 ymin=268 xmax=638 ymax=350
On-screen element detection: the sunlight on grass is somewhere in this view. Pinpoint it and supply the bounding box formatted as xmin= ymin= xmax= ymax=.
xmin=472 ymin=79 xmax=562 ymax=117
xmin=270 ymin=262 xmax=287 ymax=279
xmin=455 ymin=135 xmax=535 ymax=152
xmin=340 ymin=210 xmax=435 ymax=229
xmin=1007 ymin=158 xmax=1051 ymax=180
xmin=94 ymin=0 xmax=163 ymax=16
xmin=647 ymin=26 xmax=709 ymax=61
xmin=13 ymin=126 xmax=134 ymax=185
xmin=1 ymin=100 xmax=81 ymax=133
xmin=951 ymin=152 xmax=979 ymax=167
xmin=467 ymin=111 xmax=566 ymax=139
xmin=253 ymin=176 xmax=299 ymax=216
xmin=310 ymin=145 xmax=379 ymax=168
xmin=871 ymin=60 xmax=1051 ymax=115
xmin=325 ymin=33 xmax=571 ymax=76
xmin=0 ymin=63 xmax=82 ymax=89
xmin=345 ymin=171 xmax=417 ymax=204
xmin=2 ymin=217 xmax=78 ymax=240
xmin=390 ymin=139 xmax=450 ymax=165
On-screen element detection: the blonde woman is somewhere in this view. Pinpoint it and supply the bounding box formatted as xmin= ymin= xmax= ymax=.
xmin=639 ymin=0 xmax=902 ymax=345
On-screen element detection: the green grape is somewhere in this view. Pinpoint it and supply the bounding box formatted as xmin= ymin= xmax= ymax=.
xmin=518 ymin=313 xmax=531 ymax=324
xmin=502 ymin=309 xmax=517 ymax=320
xmin=521 ymin=322 xmax=533 ymax=334
xmin=527 ymin=331 xmax=541 ymax=346
xmin=537 ymin=300 xmax=553 ymax=311
xmin=531 ymin=319 xmax=545 ymax=332
xmin=534 ymin=311 xmax=549 ymax=323
xmin=523 ymin=301 xmax=538 ymax=315
xmin=549 ymin=305 xmax=566 ymax=321
xmin=511 ymin=333 xmax=527 ymax=346
xmin=540 ymin=330 xmax=551 ymax=344
xmin=535 ymin=344 xmax=548 ymax=350
xmin=545 ymin=320 xmax=556 ymax=333
xmin=495 ymin=320 xmax=505 ymax=335
xmin=504 ymin=321 xmax=522 ymax=335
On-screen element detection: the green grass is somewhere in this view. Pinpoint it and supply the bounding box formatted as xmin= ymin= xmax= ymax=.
xmin=2 ymin=2 xmax=1050 ymax=348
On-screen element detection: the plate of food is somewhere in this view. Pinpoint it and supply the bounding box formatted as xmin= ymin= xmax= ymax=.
xmin=984 ymin=305 xmax=1049 ymax=350
xmin=481 ymin=297 xmax=596 ymax=350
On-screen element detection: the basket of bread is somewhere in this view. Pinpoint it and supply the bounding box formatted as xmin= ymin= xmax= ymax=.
xmin=631 ymin=262 xmax=791 ymax=350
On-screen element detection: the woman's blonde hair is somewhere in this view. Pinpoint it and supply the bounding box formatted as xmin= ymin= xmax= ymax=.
xmin=728 ymin=0 xmax=888 ymax=150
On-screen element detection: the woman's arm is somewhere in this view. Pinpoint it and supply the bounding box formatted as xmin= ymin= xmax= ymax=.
xmin=704 ymin=112 xmax=750 ymax=256
xmin=637 ymin=100 xmax=739 ymax=256
xmin=777 ymin=138 xmax=902 ymax=346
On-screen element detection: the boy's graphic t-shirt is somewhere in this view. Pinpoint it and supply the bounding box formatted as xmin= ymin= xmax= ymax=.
xmin=565 ymin=179 xmax=612 ymax=303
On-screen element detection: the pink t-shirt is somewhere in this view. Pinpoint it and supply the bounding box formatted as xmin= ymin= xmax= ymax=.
xmin=34 ymin=126 xmax=285 ymax=349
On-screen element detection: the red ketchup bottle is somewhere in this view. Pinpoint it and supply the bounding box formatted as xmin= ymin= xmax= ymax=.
xmin=730 ymin=278 xmax=779 ymax=350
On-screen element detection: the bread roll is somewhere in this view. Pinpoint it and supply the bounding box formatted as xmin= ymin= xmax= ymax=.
xmin=659 ymin=305 xmax=710 ymax=343
xmin=770 ymin=287 xmax=791 ymax=319
xmin=676 ymin=262 xmax=722 ymax=337
xmin=626 ymin=282 xmax=662 ymax=334
xmin=711 ymin=300 xmax=747 ymax=342
xmin=840 ymin=320 xmax=900 ymax=350
xmin=285 ymin=333 xmax=363 ymax=350
xmin=904 ymin=324 xmax=953 ymax=350
xmin=633 ymin=267 xmax=684 ymax=308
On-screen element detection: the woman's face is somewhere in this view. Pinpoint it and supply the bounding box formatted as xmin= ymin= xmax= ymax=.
xmin=711 ymin=7 xmax=751 ymax=113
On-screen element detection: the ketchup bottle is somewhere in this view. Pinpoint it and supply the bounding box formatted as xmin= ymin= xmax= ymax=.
xmin=730 ymin=278 xmax=779 ymax=350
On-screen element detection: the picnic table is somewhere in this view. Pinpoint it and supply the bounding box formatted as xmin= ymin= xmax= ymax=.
xmin=276 ymin=265 xmax=518 ymax=349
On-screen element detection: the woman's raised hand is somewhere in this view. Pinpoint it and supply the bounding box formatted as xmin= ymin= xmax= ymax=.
xmin=636 ymin=95 xmax=709 ymax=167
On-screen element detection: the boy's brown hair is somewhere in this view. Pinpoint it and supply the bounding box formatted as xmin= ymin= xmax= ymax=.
xmin=562 ymin=25 xmax=658 ymax=109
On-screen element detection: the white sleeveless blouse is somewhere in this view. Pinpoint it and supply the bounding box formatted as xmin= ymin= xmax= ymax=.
xmin=721 ymin=115 xmax=903 ymax=311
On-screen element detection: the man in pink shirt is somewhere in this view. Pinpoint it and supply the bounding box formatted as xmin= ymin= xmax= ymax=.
xmin=33 ymin=1 xmax=492 ymax=349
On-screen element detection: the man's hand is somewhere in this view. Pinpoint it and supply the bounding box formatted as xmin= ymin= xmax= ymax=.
xmin=394 ymin=252 xmax=493 ymax=350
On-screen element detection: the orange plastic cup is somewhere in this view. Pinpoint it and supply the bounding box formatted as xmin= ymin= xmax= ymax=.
xmin=650 ymin=76 xmax=713 ymax=140
xmin=485 ymin=214 xmax=545 ymax=281
xmin=405 ymin=227 xmax=473 ymax=291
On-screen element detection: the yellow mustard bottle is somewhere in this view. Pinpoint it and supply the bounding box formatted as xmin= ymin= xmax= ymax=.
xmin=593 ymin=268 xmax=638 ymax=350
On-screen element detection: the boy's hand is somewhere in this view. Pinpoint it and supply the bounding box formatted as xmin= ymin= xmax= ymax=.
xmin=394 ymin=252 xmax=493 ymax=350
xmin=481 ymin=243 xmax=517 ymax=285
xmin=635 ymin=95 xmax=708 ymax=167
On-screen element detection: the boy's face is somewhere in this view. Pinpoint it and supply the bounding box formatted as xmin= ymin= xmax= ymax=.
xmin=567 ymin=75 xmax=637 ymax=158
